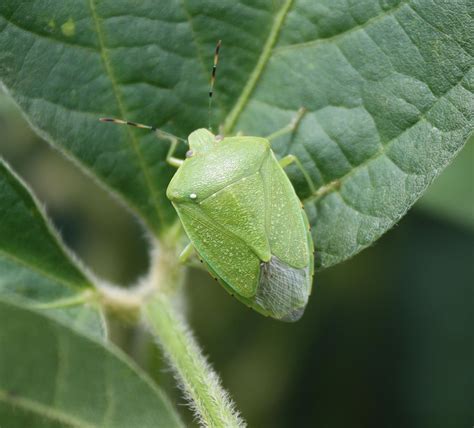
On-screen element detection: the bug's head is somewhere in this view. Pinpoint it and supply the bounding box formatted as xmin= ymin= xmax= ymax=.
xmin=187 ymin=128 xmax=219 ymax=155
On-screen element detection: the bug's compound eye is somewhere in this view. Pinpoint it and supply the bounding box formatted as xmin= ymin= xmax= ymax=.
xmin=185 ymin=149 xmax=194 ymax=158
xmin=189 ymin=193 xmax=197 ymax=201
xmin=215 ymin=134 xmax=223 ymax=142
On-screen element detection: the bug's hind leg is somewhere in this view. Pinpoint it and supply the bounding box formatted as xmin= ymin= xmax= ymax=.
xmin=179 ymin=242 xmax=194 ymax=264
xmin=179 ymin=243 xmax=207 ymax=271
xmin=268 ymin=107 xmax=317 ymax=195
xmin=265 ymin=107 xmax=307 ymax=142
xmin=279 ymin=154 xmax=317 ymax=196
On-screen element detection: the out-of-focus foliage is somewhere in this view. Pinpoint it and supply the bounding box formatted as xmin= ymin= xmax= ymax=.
xmin=0 ymin=94 xmax=149 ymax=285
xmin=0 ymin=159 xmax=104 ymax=337
xmin=0 ymin=298 xmax=183 ymax=428
xmin=418 ymin=135 xmax=473 ymax=231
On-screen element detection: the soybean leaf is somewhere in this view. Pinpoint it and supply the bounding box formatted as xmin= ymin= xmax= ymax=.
xmin=0 ymin=1 xmax=472 ymax=268
xmin=232 ymin=0 xmax=474 ymax=268
xmin=0 ymin=298 xmax=183 ymax=428
xmin=417 ymin=136 xmax=474 ymax=231
xmin=0 ymin=160 xmax=104 ymax=337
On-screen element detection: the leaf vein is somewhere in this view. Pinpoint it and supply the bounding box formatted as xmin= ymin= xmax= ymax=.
xmin=406 ymin=3 xmax=473 ymax=57
xmin=303 ymin=72 xmax=472 ymax=205
xmin=0 ymin=389 xmax=95 ymax=428
xmin=0 ymin=248 xmax=83 ymax=292
xmin=273 ymin=0 xmax=409 ymax=53
xmin=87 ymin=0 xmax=165 ymax=230
xmin=392 ymin=12 xmax=463 ymax=86
xmin=337 ymin=191 xmax=386 ymax=221
xmin=223 ymin=0 xmax=294 ymax=133
xmin=2 ymin=15 xmax=97 ymax=52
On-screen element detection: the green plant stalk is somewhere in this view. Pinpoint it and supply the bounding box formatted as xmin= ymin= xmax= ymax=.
xmin=98 ymin=225 xmax=244 ymax=426
xmin=143 ymin=293 xmax=245 ymax=428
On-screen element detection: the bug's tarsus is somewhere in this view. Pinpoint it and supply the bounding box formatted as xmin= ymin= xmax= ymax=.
xmin=100 ymin=117 xmax=157 ymax=131
xmin=208 ymin=40 xmax=222 ymax=132
xmin=99 ymin=117 xmax=187 ymax=144
xmin=290 ymin=107 xmax=307 ymax=131
xmin=265 ymin=107 xmax=307 ymax=142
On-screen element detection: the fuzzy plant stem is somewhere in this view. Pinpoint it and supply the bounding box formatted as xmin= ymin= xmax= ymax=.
xmin=143 ymin=294 xmax=245 ymax=428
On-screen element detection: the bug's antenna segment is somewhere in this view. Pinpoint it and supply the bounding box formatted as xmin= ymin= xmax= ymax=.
xmin=100 ymin=117 xmax=156 ymax=131
xmin=208 ymin=40 xmax=222 ymax=131
xmin=99 ymin=118 xmax=187 ymax=143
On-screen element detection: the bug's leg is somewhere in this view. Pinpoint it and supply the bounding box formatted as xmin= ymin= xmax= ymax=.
xmin=179 ymin=243 xmax=207 ymax=271
xmin=265 ymin=107 xmax=307 ymax=142
xmin=99 ymin=117 xmax=187 ymax=167
xmin=179 ymin=242 xmax=195 ymax=264
xmin=164 ymin=136 xmax=184 ymax=168
xmin=279 ymin=154 xmax=317 ymax=195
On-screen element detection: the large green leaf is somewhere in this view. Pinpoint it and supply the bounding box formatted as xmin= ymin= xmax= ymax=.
xmin=0 ymin=298 xmax=183 ymax=428
xmin=0 ymin=0 xmax=472 ymax=268
xmin=0 ymin=160 xmax=104 ymax=337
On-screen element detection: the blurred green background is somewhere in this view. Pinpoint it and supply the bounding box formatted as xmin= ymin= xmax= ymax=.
xmin=0 ymin=91 xmax=472 ymax=427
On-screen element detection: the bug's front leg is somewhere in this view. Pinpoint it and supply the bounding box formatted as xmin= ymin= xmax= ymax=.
xmin=265 ymin=107 xmax=307 ymax=142
xmin=279 ymin=154 xmax=317 ymax=195
xmin=163 ymin=135 xmax=184 ymax=168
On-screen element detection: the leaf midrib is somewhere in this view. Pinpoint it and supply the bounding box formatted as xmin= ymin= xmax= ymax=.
xmin=221 ymin=0 xmax=412 ymax=135
xmin=223 ymin=0 xmax=294 ymax=134
xmin=87 ymin=0 xmax=166 ymax=231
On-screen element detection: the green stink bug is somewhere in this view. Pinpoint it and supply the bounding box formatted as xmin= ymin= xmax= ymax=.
xmin=101 ymin=41 xmax=315 ymax=321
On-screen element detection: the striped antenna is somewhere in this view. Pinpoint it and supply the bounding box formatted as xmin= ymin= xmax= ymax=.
xmin=208 ymin=40 xmax=222 ymax=131
xmin=99 ymin=118 xmax=187 ymax=143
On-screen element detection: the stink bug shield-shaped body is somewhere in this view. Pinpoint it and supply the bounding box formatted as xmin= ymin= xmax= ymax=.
xmin=167 ymin=129 xmax=314 ymax=321
xmin=101 ymin=41 xmax=315 ymax=321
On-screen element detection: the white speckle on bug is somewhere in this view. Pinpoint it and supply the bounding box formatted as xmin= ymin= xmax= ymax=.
xmin=190 ymin=193 xmax=197 ymax=200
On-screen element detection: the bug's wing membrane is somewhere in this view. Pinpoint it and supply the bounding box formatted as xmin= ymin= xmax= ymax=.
xmin=254 ymin=153 xmax=314 ymax=321
xmin=256 ymin=256 xmax=311 ymax=322
xmin=200 ymin=172 xmax=271 ymax=263
xmin=175 ymin=203 xmax=260 ymax=298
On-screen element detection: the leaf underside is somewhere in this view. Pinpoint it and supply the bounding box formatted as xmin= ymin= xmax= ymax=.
xmin=0 ymin=0 xmax=472 ymax=268
xmin=0 ymin=298 xmax=183 ymax=428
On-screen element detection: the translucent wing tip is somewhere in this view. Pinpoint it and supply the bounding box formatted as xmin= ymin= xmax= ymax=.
xmin=279 ymin=306 xmax=306 ymax=322
xmin=256 ymin=256 xmax=311 ymax=322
